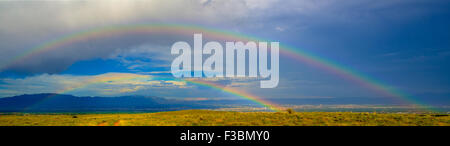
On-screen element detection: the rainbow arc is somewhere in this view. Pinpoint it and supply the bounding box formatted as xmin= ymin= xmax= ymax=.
xmin=4 ymin=23 xmax=434 ymax=112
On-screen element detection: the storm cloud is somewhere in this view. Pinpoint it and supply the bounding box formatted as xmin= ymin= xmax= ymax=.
xmin=1 ymin=0 xmax=445 ymax=73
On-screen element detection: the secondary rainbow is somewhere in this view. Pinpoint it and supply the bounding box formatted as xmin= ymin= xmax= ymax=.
xmin=6 ymin=23 xmax=434 ymax=111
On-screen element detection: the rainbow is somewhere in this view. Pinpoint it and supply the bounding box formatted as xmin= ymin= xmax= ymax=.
xmin=6 ymin=23 xmax=434 ymax=111
xmin=22 ymin=74 xmax=283 ymax=112
xmin=184 ymin=79 xmax=283 ymax=112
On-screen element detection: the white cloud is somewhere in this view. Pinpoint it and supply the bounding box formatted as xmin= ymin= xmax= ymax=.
xmin=0 ymin=72 xmax=187 ymax=97
xmin=244 ymin=0 xmax=278 ymax=9
xmin=275 ymin=26 xmax=285 ymax=32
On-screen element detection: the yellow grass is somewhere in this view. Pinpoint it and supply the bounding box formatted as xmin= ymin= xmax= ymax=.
xmin=0 ymin=110 xmax=449 ymax=126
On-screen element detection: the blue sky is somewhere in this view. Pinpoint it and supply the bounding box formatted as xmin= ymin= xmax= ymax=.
xmin=0 ymin=0 xmax=449 ymax=105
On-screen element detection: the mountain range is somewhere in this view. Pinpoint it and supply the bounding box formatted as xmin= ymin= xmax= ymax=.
xmin=0 ymin=93 xmax=217 ymax=112
xmin=1 ymin=93 xmax=448 ymax=113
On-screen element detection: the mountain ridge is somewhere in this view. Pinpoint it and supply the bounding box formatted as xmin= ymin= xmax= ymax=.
xmin=0 ymin=93 xmax=215 ymax=112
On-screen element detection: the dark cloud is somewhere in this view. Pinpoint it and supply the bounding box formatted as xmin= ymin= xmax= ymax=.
xmin=1 ymin=0 xmax=448 ymax=74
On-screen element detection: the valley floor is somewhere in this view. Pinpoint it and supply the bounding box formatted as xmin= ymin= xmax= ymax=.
xmin=0 ymin=110 xmax=449 ymax=126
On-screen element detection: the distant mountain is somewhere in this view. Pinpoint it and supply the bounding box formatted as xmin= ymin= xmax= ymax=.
xmin=0 ymin=93 xmax=215 ymax=112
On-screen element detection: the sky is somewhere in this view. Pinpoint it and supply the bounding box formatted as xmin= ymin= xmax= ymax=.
xmin=0 ymin=0 xmax=449 ymax=106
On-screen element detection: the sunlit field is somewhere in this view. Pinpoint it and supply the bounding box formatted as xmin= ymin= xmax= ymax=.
xmin=0 ymin=110 xmax=448 ymax=126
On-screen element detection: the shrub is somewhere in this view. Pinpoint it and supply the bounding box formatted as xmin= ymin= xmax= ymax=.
xmin=287 ymin=109 xmax=294 ymax=114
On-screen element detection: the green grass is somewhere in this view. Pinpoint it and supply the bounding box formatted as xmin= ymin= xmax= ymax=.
xmin=0 ymin=110 xmax=449 ymax=126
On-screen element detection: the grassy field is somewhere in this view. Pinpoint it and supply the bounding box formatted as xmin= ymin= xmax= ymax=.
xmin=0 ymin=110 xmax=449 ymax=126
